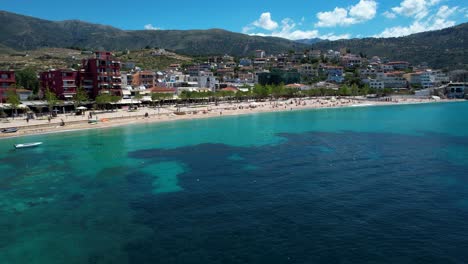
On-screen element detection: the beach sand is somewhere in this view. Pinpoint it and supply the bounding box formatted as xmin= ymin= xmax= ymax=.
xmin=0 ymin=97 xmax=463 ymax=139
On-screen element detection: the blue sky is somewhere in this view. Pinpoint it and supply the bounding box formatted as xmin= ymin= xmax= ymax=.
xmin=2 ymin=0 xmax=467 ymax=39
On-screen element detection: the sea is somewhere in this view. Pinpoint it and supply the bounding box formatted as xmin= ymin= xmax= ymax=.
xmin=1 ymin=101 xmax=468 ymax=264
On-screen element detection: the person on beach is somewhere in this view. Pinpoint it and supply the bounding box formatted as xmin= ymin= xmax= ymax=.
xmin=26 ymin=117 xmax=29 ymax=123
xmin=48 ymin=116 xmax=51 ymax=123
xmin=145 ymin=112 xmax=149 ymax=118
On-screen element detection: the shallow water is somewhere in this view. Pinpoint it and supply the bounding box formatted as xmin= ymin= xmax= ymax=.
xmin=1 ymin=102 xmax=468 ymax=263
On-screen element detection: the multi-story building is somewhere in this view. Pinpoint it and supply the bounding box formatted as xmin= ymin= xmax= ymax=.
xmin=433 ymin=71 xmax=450 ymax=85
xmin=188 ymin=71 xmax=218 ymax=91
xmin=308 ymin=50 xmax=322 ymax=60
xmin=377 ymin=72 xmax=408 ymax=89
xmin=81 ymin=51 xmax=122 ymax=98
xmin=323 ymin=66 xmax=344 ymax=83
xmin=216 ymin=68 xmax=235 ymax=82
xmin=364 ymin=79 xmax=385 ymax=89
xmin=239 ymin=58 xmax=252 ymax=67
xmin=380 ymin=64 xmax=394 ymax=72
xmin=132 ymin=70 xmax=155 ymax=88
xmin=255 ymin=50 xmax=266 ymax=58
xmin=40 ymin=69 xmax=79 ymax=100
xmin=405 ymin=70 xmax=450 ymax=89
xmin=341 ymin=54 xmax=362 ymax=68
xmin=420 ymin=71 xmax=435 ymax=89
xmin=445 ymin=82 xmax=466 ymax=99
xmin=387 ymin=61 xmax=410 ymax=70
xmin=0 ymin=70 xmax=16 ymax=102
xmin=359 ymin=68 xmax=383 ymax=78
xmin=298 ymin=64 xmax=318 ymax=79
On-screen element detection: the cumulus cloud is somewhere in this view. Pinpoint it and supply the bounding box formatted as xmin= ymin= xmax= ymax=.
xmin=244 ymin=16 xmax=350 ymax=40
xmin=349 ymin=0 xmax=378 ymax=21
xmin=315 ymin=0 xmax=377 ymax=27
xmin=144 ymin=24 xmax=160 ymax=30
xmin=252 ymin=12 xmax=279 ymax=31
xmin=391 ymin=0 xmax=441 ymax=20
xmin=375 ymin=5 xmax=458 ymax=38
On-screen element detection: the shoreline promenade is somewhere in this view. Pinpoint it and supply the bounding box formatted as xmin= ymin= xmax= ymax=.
xmin=0 ymin=97 xmax=463 ymax=139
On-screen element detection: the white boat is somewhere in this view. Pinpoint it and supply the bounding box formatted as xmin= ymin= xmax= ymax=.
xmin=14 ymin=142 xmax=43 ymax=149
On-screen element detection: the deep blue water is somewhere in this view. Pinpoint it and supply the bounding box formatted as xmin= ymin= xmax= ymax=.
xmin=1 ymin=102 xmax=468 ymax=263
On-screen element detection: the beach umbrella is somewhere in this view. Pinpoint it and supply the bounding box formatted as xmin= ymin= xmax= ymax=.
xmin=77 ymin=106 xmax=88 ymax=110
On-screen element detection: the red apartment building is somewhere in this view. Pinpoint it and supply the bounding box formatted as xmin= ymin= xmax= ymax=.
xmin=81 ymin=51 xmax=122 ymax=98
xmin=0 ymin=70 xmax=16 ymax=103
xmin=40 ymin=69 xmax=79 ymax=100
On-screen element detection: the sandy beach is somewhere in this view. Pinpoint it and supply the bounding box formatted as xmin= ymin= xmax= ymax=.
xmin=0 ymin=97 xmax=463 ymax=139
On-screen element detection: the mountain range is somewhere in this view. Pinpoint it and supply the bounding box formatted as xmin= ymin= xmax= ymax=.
xmin=308 ymin=23 xmax=468 ymax=70
xmin=0 ymin=10 xmax=467 ymax=69
xmin=0 ymin=11 xmax=306 ymax=57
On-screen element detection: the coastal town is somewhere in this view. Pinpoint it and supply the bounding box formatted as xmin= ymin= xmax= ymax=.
xmin=1 ymin=48 xmax=467 ymax=137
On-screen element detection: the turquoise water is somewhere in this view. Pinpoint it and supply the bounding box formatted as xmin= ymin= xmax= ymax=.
xmin=1 ymin=102 xmax=468 ymax=263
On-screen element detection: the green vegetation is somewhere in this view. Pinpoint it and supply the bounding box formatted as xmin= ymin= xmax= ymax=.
xmin=72 ymin=87 xmax=89 ymax=110
xmin=170 ymin=84 xmax=395 ymax=104
xmin=115 ymin=49 xmax=192 ymax=70
xmin=310 ymin=23 xmax=468 ymax=70
xmin=6 ymin=88 xmax=20 ymax=118
xmin=15 ymin=68 xmax=40 ymax=94
xmin=95 ymin=93 xmax=121 ymax=110
xmin=44 ymin=88 xmax=60 ymax=115
xmin=0 ymin=11 xmax=306 ymax=57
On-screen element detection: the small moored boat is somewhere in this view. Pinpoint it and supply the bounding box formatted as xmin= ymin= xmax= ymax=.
xmin=2 ymin=127 xmax=19 ymax=133
xmin=14 ymin=142 xmax=43 ymax=149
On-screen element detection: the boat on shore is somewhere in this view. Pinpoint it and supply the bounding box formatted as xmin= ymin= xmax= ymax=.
xmin=2 ymin=127 xmax=19 ymax=133
xmin=14 ymin=142 xmax=43 ymax=149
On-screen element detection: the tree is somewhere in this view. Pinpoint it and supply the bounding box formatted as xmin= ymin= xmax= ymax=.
xmin=109 ymin=95 xmax=121 ymax=110
xmin=151 ymin=92 xmax=170 ymax=110
xmin=16 ymin=68 xmax=39 ymax=94
xmin=44 ymin=88 xmax=59 ymax=116
xmin=95 ymin=94 xmax=111 ymax=110
xmin=382 ymin=88 xmax=393 ymax=96
xmin=73 ymin=87 xmax=89 ymax=111
xmin=350 ymin=84 xmax=359 ymax=97
xmin=338 ymin=85 xmax=351 ymax=96
xmin=6 ymin=88 xmax=20 ymax=118
xmin=133 ymin=92 xmax=143 ymax=101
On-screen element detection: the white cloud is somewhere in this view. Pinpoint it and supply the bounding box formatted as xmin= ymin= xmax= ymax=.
xmin=144 ymin=24 xmax=160 ymax=30
xmin=315 ymin=7 xmax=355 ymax=27
xmin=244 ymin=16 xmax=350 ymax=40
xmin=315 ymin=0 xmax=377 ymax=27
xmin=349 ymin=0 xmax=378 ymax=21
xmin=383 ymin=11 xmax=397 ymax=19
xmin=375 ymin=5 xmax=457 ymax=38
xmin=435 ymin=5 xmax=458 ymax=19
xmin=391 ymin=0 xmax=441 ymax=20
xmin=252 ymin=12 xmax=279 ymax=31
